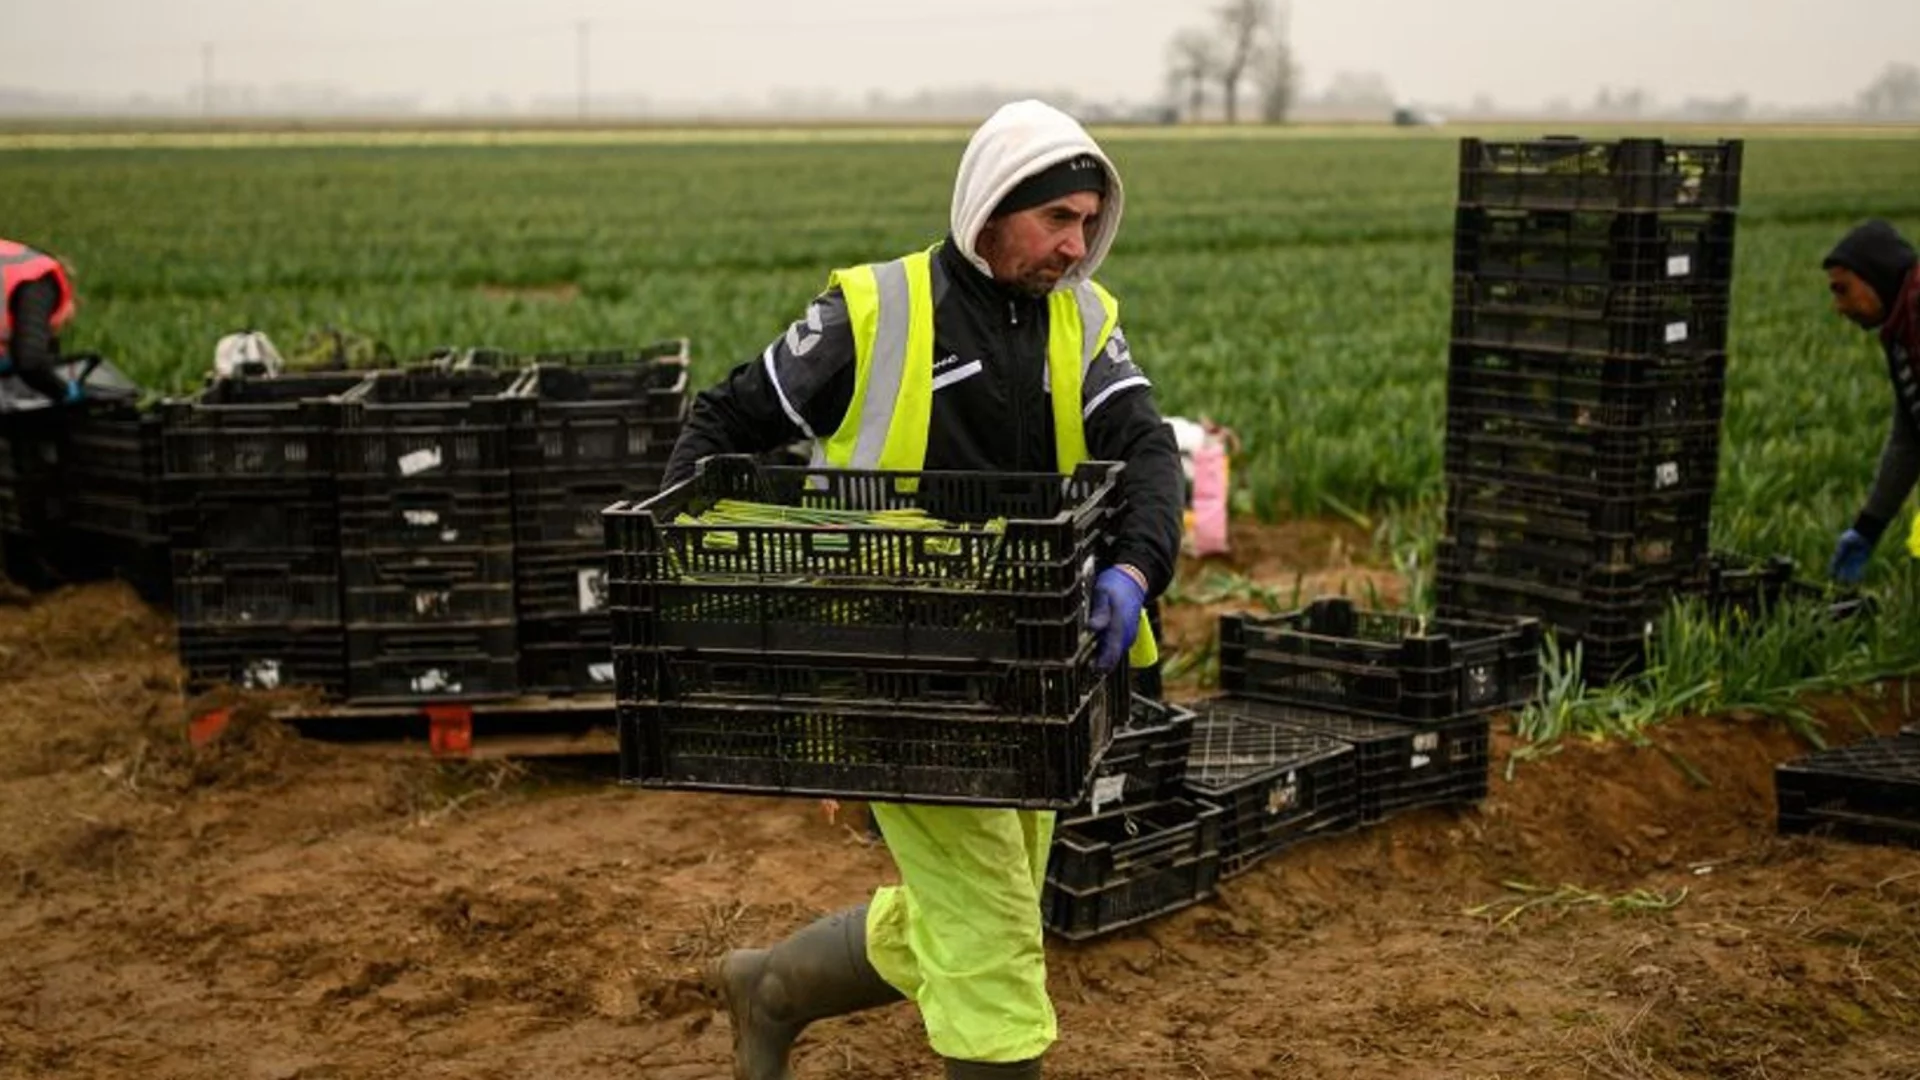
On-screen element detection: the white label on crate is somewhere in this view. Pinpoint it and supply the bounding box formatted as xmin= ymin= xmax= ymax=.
xmin=578 ymin=569 xmax=607 ymax=613
xmin=1266 ymin=771 xmax=1300 ymax=815
xmin=1090 ymin=775 xmax=1127 ymax=814
xmin=414 ymin=590 xmax=452 ymax=617
xmin=243 ymin=658 xmax=284 ymax=690
xmin=411 ymin=668 xmax=461 ymax=694
xmin=398 ymin=446 xmax=444 ymax=477
xmin=1665 ymin=322 xmax=1689 ymax=345
xmin=1667 ymin=254 xmax=1692 ymax=278
xmin=1413 ymin=732 xmax=1441 ymax=754
xmin=588 ymin=662 xmax=616 ymax=684
xmin=404 ymin=510 xmax=441 ymax=527
xmin=441 ymin=529 xmax=461 ymax=543
xmin=1654 ymin=461 xmax=1682 ymax=490
xmin=1410 ymin=753 xmax=1433 ymax=770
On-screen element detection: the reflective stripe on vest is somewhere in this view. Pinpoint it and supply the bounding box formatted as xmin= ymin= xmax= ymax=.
xmin=815 ymin=248 xmax=1156 ymax=667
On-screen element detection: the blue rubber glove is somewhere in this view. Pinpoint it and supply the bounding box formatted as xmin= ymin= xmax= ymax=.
xmin=1089 ymin=565 xmax=1147 ymax=672
xmin=1830 ymin=528 xmax=1874 ymax=585
xmin=62 ymin=379 xmax=85 ymax=405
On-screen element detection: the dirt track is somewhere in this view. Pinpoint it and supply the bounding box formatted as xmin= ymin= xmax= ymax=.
xmin=4 ymin=525 xmax=1920 ymax=1080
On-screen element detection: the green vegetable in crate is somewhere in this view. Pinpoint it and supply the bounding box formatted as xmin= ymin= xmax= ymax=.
xmin=656 ymin=101 xmax=1185 ymax=1079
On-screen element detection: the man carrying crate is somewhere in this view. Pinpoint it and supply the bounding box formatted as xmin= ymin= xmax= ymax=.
xmin=1823 ymin=220 xmax=1920 ymax=583
xmin=665 ymin=100 xmax=1183 ymax=1079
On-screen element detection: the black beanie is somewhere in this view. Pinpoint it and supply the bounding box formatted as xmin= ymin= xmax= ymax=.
xmin=991 ymin=154 xmax=1108 ymax=218
xmin=1823 ymin=219 xmax=1918 ymax=313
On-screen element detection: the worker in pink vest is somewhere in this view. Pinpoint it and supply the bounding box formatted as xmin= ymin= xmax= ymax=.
xmin=0 ymin=238 xmax=83 ymax=404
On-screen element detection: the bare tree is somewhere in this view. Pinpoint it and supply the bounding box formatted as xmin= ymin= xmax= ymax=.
xmin=1253 ymin=2 xmax=1297 ymax=123
xmin=1213 ymin=0 xmax=1275 ymax=124
xmin=1859 ymin=63 xmax=1920 ymax=118
xmin=1166 ymin=29 xmax=1219 ymax=121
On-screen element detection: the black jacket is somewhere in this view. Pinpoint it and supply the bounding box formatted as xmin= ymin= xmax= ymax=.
xmin=3 ymin=278 xmax=71 ymax=403
xmin=666 ymin=238 xmax=1184 ymax=597
xmin=1827 ymin=221 xmax=1920 ymax=541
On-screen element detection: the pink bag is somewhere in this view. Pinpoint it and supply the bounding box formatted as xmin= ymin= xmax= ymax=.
xmin=1187 ymin=424 xmax=1233 ymax=557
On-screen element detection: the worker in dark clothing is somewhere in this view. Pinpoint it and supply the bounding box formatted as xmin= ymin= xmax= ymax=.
xmin=1823 ymin=220 xmax=1920 ymax=583
xmin=0 ymin=239 xmax=83 ymax=405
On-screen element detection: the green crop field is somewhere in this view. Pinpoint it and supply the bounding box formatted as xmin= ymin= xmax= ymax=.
xmin=5 ymin=129 xmax=1918 ymax=583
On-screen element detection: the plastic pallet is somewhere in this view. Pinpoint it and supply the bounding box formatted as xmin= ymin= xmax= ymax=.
xmin=519 ymin=613 xmax=617 ymax=697
xmin=1447 ymin=346 xmax=1726 ymax=432
xmin=615 ymin=665 xmax=1126 ymax=809
xmin=1454 ymin=206 xmax=1737 ymax=286
xmin=161 ymin=371 xmax=363 ymax=483
xmin=605 ymin=455 xmax=1121 ymax=664
xmin=173 ymin=548 xmax=342 ymax=626
xmin=1181 ymin=697 xmax=1361 ymax=877
xmin=515 ymin=542 xmax=612 ymax=619
xmin=1457 ymin=137 xmax=1743 ymax=211
xmin=345 ymin=622 xmax=520 ymax=704
xmin=335 ymin=367 xmax=530 ymax=482
xmin=179 ymin=623 xmax=347 ymax=696
xmin=1043 ymin=798 xmax=1223 ymax=941
xmin=1218 ymin=598 xmax=1539 ymax=725
xmin=1777 ymin=737 xmax=1920 ymax=849
xmin=342 ymin=547 xmax=517 ymax=627
xmin=1075 ymin=695 xmax=1198 ymax=817
xmin=1225 ymin=699 xmax=1492 ymax=826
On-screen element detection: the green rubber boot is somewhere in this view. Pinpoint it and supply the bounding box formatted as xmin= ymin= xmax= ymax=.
xmin=709 ymin=905 xmax=904 ymax=1080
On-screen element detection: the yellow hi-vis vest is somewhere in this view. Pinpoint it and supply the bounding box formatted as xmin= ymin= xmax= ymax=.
xmin=812 ymin=247 xmax=1158 ymax=669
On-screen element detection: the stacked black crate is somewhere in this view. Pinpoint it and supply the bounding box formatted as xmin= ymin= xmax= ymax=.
xmin=336 ymin=368 xmax=530 ymax=704
xmin=1437 ymin=137 xmax=1743 ymax=682
xmin=165 ymin=372 xmax=366 ymax=696
xmin=509 ymin=342 xmax=689 ymax=696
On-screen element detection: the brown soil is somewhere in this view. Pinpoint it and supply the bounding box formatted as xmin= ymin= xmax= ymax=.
xmin=5 ymin=521 xmax=1920 ymax=1079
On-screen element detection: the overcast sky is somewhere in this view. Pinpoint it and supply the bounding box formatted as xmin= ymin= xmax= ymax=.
xmin=9 ymin=0 xmax=1915 ymax=110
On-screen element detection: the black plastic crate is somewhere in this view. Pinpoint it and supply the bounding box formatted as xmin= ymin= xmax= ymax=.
xmin=1443 ymin=421 xmax=1722 ymax=502
xmin=345 ymin=622 xmax=519 ymax=704
xmin=509 ymin=343 xmax=688 ymax=472
xmin=1043 ymin=798 xmax=1222 ymax=941
xmin=1076 ymin=695 xmax=1199 ymax=816
xmin=1433 ymin=566 xmax=1670 ymax=640
xmin=519 ymin=613 xmax=616 ymax=697
xmin=1777 ymin=737 xmax=1920 ymax=849
xmin=342 ymin=547 xmax=516 ymax=626
xmin=1229 ymin=700 xmax=1492 ymax=826
xmin=515 ymin=542 xmax=610 ymax=620
xmin=1181 ymin=697 xmax=1360 ymax=877
xmin=1453 ymin=275 xmax=1730 ymax=358
xmin=0 ymin=409 xmax=63 ymax=533
xmin=1444 ymin=480 xmax=1716 ymax=568
xmin=1454 ymin=206 xmax=1737 ymax=286
xmin=62 ymin=492 xmax=168 ymax=545
xmin=1217 ymin=598 xmax=1540 ymax=725
xmin=623 ymin=644 xmax=1109 ymax=723
xmin=1439 ymin=517 xmax=1708 ymax=593
xmin=1457 ymin=137 xmax=1743 ymax=211
xmin=616 ymin=664 xmax=1126 ymax=808
xmin=335 ymin=367 xmax=530 ymax=482
xmin=604 ymin=455 xmax=1122 ymax=663
xmin=1447 ymin=346 xmax=1726 ymax=431
xmin=173 ymin=548 xmax=341 ymax=626
xmin=514 ymin=471 xmax=663 ymax=547
xmin=179 ymin=623 xmax=346 ymax=696
xmin=161 ymin=371 xmax=363 ymax=483
xmin=168 ymin=481 xmax=339 ymax=551
xmin=337 ymin=484 xmax=514 ymax=551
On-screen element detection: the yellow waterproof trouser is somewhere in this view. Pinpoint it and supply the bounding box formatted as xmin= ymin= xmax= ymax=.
xmin=863 ymin=802 xmax=1057 ymax=1063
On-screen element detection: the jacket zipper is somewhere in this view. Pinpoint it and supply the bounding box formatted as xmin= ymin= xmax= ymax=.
xmin=1007 ymin=299 xmax=1027 ymax=468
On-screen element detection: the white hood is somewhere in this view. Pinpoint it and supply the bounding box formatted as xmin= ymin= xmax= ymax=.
xmin=949 ymin=99 xmax=1124 ymax=291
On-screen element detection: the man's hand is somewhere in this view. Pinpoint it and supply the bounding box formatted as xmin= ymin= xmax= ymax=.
xmin=1831 ymin=528 xmax=1875 ymax=585
xmin=1089 ymin=565 xmax=1147 ymax=672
